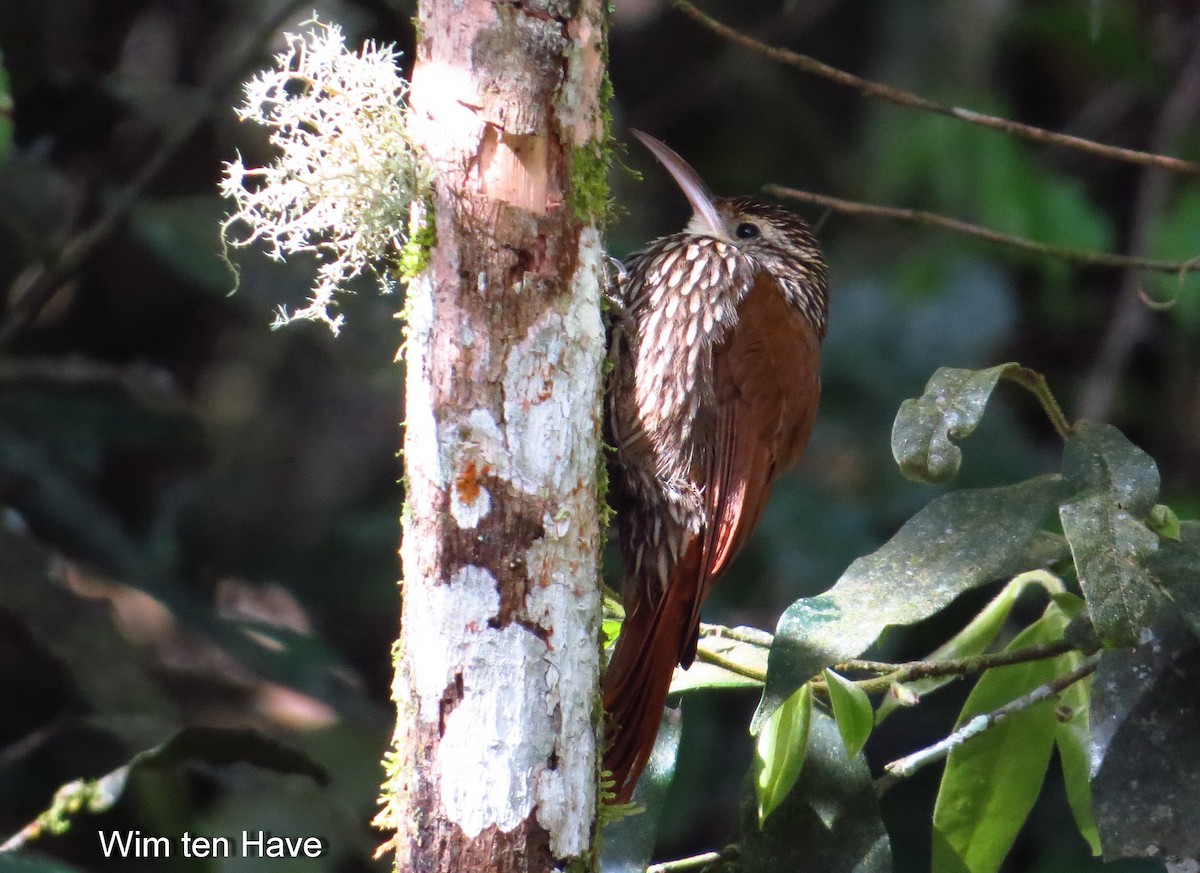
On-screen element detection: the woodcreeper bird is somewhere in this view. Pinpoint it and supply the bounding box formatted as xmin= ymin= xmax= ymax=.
xmin=603 ymin=131 xmax=829 ymax=804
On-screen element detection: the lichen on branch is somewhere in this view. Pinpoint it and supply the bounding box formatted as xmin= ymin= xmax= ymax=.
xmin=219 ymin=17 xmax=427 ymax=332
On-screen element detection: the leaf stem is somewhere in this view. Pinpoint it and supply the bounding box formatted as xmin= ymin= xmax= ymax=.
xmin=875 ymin=652 xmax=1101 ymax=792
xmin=1001 ymin=366 xmax=1075 ymax=440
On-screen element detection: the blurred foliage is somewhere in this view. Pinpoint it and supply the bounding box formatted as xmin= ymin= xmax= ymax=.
xmin=0 ymin=50 xmax=11 ymax=162
xmin=0 ymin=1 xmax=404 ymax=871
xmin=1146 ymin=184 xmax=1200 ymax=328
xmin=4 ymin=726 xmax=328 ymax=853
xmin=599 ymin=709 xmax=683 ymax=873
xmin=0 ymin=0 xmax=1197 ymax=871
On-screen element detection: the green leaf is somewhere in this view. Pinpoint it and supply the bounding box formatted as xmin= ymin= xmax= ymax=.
xmin=4 ymin=727 xmax=327 ymax=849
xmin=891 ymin=363 xmax=1018 ymax=484
xmin=869 ymin=107 xmax=1111 ymax=299
xmin=1018 ymin=3 xmax=1157 ymax=88
xmin=741 ymin=712 xmax=892 ymax=873
xmin=824 ymin=670 xmax=873 ymax=758
xmin=0 ymin=370 xmax=201 ymax=584
xmin=1090 ymin=618 xmax=1200 ymax=862
xmin=129 ymin=196 xmax=233 ymax=292
xmin=602 ymin=591 xmax=624 ymax=649
xmin=1060 ymin=422 xmax=1164 ymax=648
xmin=1062 ymin=422 xmax=1160 ymax=516
xmin=0 ymin=421 xmax=155 ymax=581
xmin=932 ymin=600 xmax=1082 ymax=873
xmin=1149 ymin=184 xmax=1200 ymax=260
xmin=1060 ymin=497 xmax=1160 ymax=648
xmin=601 ymin=617 xmax=622 ymax=649
xmin=600 ymin=708 xmax=682 ymax=873
xmin=1018 ymin=166 xmax=1112 ymax=252
xmin=1146 ymin=503 xmax=1181 ymax=540
xmin=754 ymin=474 xmax=1072 ymax=733
xmin=134 ymin=725 xmax=329 ymax=782
xmin=754 ymin=683 xmax=813 ymax=825
xmin=876 ymin=570 xmax=1067 ymax=723
xmin=1055 ymin=658 xmax=1100 ymax=855
xmin=0 ymin=528 xmax=176 ymax=747
xmin=1145 ymin=520 xmax=1200 ymax=640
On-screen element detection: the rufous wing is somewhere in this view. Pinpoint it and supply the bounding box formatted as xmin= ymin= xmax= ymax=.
xmin=683 ymin=271 xmax=822 ymax=663
xmin=602 ymin=271 xmax=821 ymax=804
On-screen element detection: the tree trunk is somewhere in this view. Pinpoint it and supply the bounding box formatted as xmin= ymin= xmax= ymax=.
xmin=382 ymin=1 xmax=608 ymax=871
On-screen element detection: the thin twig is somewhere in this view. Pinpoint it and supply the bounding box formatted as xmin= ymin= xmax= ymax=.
xmin=893 ymin=641 xmax=1076 ymax=682
xmin=1077 ymin=18 xmax=1200 ymax=420
xmin=876 ymin=653 xmax=1100 ymax=792
xmin=0 ymin=1 xmax=310 ymax=348
xmin=698 ymin=622 xmax=774 ymax=649
xmin=648 ymin=845 xmax=738 ymax=873
xmin=647 ymin=851 xmax=721 ymax=873
xmin=817 ymin=640 xmax=1079 ymax=697
xmin=830 ymin=659 xmax=897 ymax=674
xmin=690 ymin=629 xmax=1078 ymax=697
xmin=674 ymin=0 xmax=1200 ymax=176
xmin=0 ymin=817 xmax=41 ymax=853
xmin=0 ymin=719 xmax=66 ymax=769
xmin=693 ymin=646 xmax=767 ymax=684
xmin=765 ymin=186 xmax=1200 ymax=277
xmin=1138 ymin=283 xmax=1185 ymax=311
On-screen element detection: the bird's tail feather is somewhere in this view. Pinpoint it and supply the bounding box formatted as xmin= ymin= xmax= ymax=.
xmin=602 ymin=540 xmax=702 ymax=805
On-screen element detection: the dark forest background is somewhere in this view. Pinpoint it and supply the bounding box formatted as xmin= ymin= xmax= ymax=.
xmin=0 ymin=0 xmax=1196 ymax=870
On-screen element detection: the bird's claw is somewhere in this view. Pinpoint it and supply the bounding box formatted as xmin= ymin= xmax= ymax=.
xmin=604 ymin=257 xmax=634 ymax=333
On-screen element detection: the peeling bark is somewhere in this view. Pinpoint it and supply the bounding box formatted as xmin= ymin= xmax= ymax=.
xmin=385 ymin=1 xmax=607 ymax=871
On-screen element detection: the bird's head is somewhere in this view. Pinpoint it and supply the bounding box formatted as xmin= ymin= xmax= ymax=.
xmin=632 ymin=129 xmax=828 ymax=334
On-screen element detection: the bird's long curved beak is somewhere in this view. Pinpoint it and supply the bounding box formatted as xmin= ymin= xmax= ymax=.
xmin=631 ymin=130 xmax=724 ymax=238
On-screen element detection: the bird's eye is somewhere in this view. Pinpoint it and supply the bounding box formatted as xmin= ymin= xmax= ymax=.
xmin=735 ymin=222 xmax=761 ymax=239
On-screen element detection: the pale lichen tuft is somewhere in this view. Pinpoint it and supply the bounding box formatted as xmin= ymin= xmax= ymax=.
xmin=219 ymin=17 xmax=427 ymax=332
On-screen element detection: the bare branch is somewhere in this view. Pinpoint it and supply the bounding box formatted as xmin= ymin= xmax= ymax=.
xmin=698 ymin=622 xmax=774 ymax=649
xmin=674 ymin=0 xmax=1200 ymax=176
xmin=765 ymin=185 xmax=1200 ymax=277
xmin=876 ymin=653 xmax=1100 ymax=791
xmin=830 ymin=659 xmax=898 ymax=674
xmin=1076 ymin=20 xmax=1200 ymax=420
xmin=647 ymin=846 xmax=738 ymax=873
xmin=0 ymin=1 xmax=311 ymax=349
xmin=688 ymin=622 xmax=1082 ymax=698
xmin=692 ymin=646 xmax=767 ymax=684
xmin=819 ymin=640 xmax=1080 ymax=697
